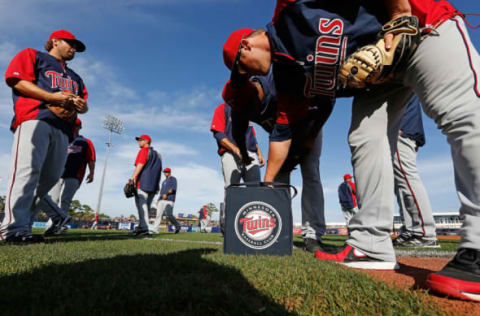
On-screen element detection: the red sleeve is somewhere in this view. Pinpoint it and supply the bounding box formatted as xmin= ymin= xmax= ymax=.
xmin=273 ymin=0 xmax=296 ymax=24
xmin=5 ymin=48 xmax=37 ymax=87
xmin=81 ymin=81 xmax=89 ymax=100
xmin=252 ymin=125 xmax=256 ymax=137
xmin=86 ymin=138 xmax=96 ymax=162
xmin=134 ymin=147 xmax=149 ymax=165
xmin=210 ymin=104 xmax=226 ymax=133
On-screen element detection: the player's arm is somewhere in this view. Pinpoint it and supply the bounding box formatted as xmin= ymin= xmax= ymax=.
xmin=129 ymin=163 xmax=145 ymax=183
xmin=86 ymin=161 xmax=95 ymax=183
xmin=264 ymin=139 xmax=291 ymax=182
xmin=218 ymin=136 xmax=242 ymax=159
xmin=10 ymin=79 xmax=73 ymax=107
xmin=256 ymin=144 xmax=265 ymax=167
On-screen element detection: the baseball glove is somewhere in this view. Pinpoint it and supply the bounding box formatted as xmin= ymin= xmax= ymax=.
xmin=124 ymin=180 xmax=136 ymax=198
xmin=339 ymin=16 xmax=421 ymax=89
xmin=46 ymin=93 xmax=77 ymax=121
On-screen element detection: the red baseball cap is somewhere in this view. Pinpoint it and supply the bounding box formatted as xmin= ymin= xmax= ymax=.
xmin=344 ymin=174 xmax=352 ymax=180
xmin=75 ymin=118 xmax=82 ymax=127
xmin=223 ymin=28 xmax=255 ymax=70
xmin=49 ymin=29 xmax=86 ymax=52
xmin=135 ymin=134 xmax=151 ymax=143
xmin=163 ymin=168 xmax=172 ymax=173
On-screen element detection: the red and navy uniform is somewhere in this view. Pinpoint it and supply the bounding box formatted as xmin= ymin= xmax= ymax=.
xmin=134 ymin=147 xmax=163 ymax=193
xmin=5 ymin=49 xmax=88 ymax=135
xmin=62 ymin=135 xmax=95 ymax=183
xmin=199 ymin=206 xmax=208 ymax=220
xmin=338 ymin=180 xmax=357 ymax=209
xmin=400 ymin=94 xmax=425 ymax=147
xmin=210 ymin=103 xmax=258 ymax=156
xmin=160 ymin=177 xmax=177 ymax=202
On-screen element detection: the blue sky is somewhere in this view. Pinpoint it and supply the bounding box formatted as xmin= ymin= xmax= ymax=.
xmin=0 ymin=0 xmax=478 ymax=224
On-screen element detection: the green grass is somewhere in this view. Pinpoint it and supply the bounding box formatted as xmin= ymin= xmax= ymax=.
xmin=0 ymin=230 xmax=451 ymax=315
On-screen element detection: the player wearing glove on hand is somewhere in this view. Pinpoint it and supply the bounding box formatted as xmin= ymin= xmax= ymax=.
xmin=1 ymin=29 xmax=88 ymax=244
xmin=223 ymin=0 xmax=480 ymax=301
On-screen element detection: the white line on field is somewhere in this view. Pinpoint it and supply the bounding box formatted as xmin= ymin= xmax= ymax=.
xmin=145 ymin=238 xmax=223 ymax=245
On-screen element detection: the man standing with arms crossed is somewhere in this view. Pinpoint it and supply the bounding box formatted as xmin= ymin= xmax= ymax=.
xmin=1 ymin=29 xmax=88 ymax=243
xmin=338 ymin=174 xmax=358 ymax=226
xmin=43 ymin=118 xmax=96 ymax=235
xmin=151 ymin=168 xmax=181 ymax=234
xmin=129 ymin=134 xmax=162 ymax=237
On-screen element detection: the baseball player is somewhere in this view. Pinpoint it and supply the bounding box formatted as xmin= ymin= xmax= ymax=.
xmin=222 ymin=71 xmax=327 ymax=253
xmin=151 ymin=168 xmax=181 ymax=234
xmin=223 ymin=0 xmax=480 ymax=300
xmin=338 ymin=174 xmax=358 ymax=226
xmin=129 ymin=134 xmax=163 ymax=237
xmin=210 ymin=102 xmax=264 ymax=233
xmin=0 ymin=29 xmax=88 ymax=243
xmin=198 ymin=205 xmax=208 ymax=233
xmin=392 ymin=94 xmax=439 ymax=248
xmin=41 ymin=118 xmax=96 ymax=235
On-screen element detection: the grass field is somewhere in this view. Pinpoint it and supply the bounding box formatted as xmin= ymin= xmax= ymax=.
xmin=0 ymin=230 xmax=456 ymax=315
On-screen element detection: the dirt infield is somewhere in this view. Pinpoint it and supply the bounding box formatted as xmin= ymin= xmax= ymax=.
xmin=360 ymin=257 xmax=479 ymax=315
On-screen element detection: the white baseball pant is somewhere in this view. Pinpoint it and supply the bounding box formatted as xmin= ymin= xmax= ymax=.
xmin=347 ymin=17 xmax=480 ymax=262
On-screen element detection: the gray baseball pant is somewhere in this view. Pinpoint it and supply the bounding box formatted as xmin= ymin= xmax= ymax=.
xmin=43 ymin=178 xmax=80 ymax=227
xmin=220 ymin=151 xmax=260 ymax=231
xmin=393 ymin=134 xmax=436 ymax=239
xmin=347 ymin=17 xmax=480 ymax=262
xmin=0 ymin=120 xmax=68 ymax=239
xmin=276 ymin=130 xmax=326 ymax=240
xmin=135 ymin=188 xmax=155 ymax=231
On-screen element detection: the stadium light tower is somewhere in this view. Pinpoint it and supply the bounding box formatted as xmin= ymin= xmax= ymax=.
xmin=94 ymin=115 xmax=124 ymax=229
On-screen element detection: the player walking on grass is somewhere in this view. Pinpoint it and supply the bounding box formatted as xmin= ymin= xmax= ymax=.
xmin=151 ymin=168 xmax=181 ymax=234
xmin=0 ymin=29 xmax=88 ymax=243
xmin=128 ymin=134 xmax=162 ymax=237
xmin=222 ymin=0 xmax=480 ymax=301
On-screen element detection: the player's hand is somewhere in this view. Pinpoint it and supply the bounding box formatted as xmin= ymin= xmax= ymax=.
xmin=258 ymin=152 xmax=266 ymax=167
xmin=86 ymin=173 xmax=94 ymax=183
xmin=232 ymin=147 xmax=243 ymax=160
xmin=71 ymin=95 xmax=88 ymax=113
xmin=48 ymin=91 xmax=74 ymax=108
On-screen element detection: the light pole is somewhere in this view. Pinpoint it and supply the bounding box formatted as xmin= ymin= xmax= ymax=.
xmin=94 ymin=115 xmax=123 ymax=229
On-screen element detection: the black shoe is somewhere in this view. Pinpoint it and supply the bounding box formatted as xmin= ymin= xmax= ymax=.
xmin=174 ymin=227 xmax=181 ymax=234
xmin=427 ymin=248 xmax=480 ymax=302
xmin=304 ymin=238 xmax=323 ymax=253
xmin=394 ymin=235 xmax=440 ymax=248
xmin=392 ymin=233 xmax=411 ymax=246
xmin=44 ymin=215 xmax=72 ymax=236
xmin=5 ymin=232 xmax=45 ymax=244
xmin=133 ymin=229 xmax=149 ymax=237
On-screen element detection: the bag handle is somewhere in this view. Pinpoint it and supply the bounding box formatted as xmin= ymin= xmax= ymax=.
xmin=227 ymin=181 xmax=298 ymax=199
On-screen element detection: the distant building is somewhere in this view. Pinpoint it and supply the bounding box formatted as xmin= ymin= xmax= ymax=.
xmin=393 ymin=211 xmax=462 ymax=235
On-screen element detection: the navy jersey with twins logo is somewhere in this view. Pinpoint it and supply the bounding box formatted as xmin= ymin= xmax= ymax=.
xmin=266 ymin=0 xmax=385 ymax=124
xmin=62 ymin=135 xmax=96 ymax=183
xmin=210 ymin=103 xmax=258 ymax=156
xmin=5 ymin=48 xmax=88 ymax=135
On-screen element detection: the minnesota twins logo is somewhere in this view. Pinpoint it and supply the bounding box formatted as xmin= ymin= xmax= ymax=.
xmin=235 ymin=201 xmax=282 ymax=250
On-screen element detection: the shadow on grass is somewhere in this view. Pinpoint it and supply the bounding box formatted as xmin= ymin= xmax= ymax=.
xmin=42 ymin=231 xmax=176 ymax=244
xmin=0 ymin=248 xmax=295 ymax=315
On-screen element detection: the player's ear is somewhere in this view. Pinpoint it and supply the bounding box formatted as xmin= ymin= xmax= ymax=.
xmin=241 ymin=38 xmax=251 ymax=51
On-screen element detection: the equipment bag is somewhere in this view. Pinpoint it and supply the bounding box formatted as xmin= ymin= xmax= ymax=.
xmin=224 ymin=182 xmax=297 ymax=256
